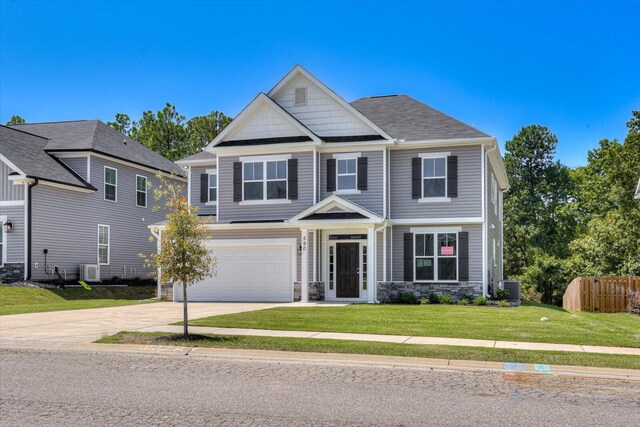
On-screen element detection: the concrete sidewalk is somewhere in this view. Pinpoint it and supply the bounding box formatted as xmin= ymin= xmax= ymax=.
xmin=139 ymin=325 xmax=640 ymax=356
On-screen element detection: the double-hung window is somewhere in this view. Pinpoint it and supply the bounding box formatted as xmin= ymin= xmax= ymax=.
xmin=136 ymin=175 xmax=147 ymax=207
xmin=104 ymin=167 xmax=117 ymax=201
xmin=97 ymin=225 xmax=110 ymax=265
xmin=422 ymin=157 xmax=446 ymax=198
xmin=415 ymin=232 xmax=458 ymax=281
xmin=208 ymin=172 xmax=217 ymax=203
xmin=336 ymin=158 xmax=357 ymax=191
xmin=243 ymin=160 xmax=287 ymax=201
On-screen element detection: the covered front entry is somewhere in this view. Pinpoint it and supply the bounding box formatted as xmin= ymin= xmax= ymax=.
xmin=336 ymin=242 xmax=360 ymax=298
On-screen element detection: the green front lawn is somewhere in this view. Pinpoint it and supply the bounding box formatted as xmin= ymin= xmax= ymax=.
xmin=98 ymin=331 xmax=640 ymax=370
xmin=187 ymin=302 xmax=640 ymax=348
xmin=0 ymin=286 xmax=157 ymax=315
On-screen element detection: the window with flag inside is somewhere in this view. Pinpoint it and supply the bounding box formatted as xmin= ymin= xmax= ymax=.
xmin=415 ymin=232 xmax=457 ymax=281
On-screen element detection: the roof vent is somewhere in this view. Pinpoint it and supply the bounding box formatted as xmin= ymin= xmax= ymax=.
xmin=294 ymin=87 xmax=308 ymax=106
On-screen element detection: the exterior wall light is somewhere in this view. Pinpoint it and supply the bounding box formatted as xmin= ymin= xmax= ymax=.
xmin=3 ymin=220 xmax=13 ymax=233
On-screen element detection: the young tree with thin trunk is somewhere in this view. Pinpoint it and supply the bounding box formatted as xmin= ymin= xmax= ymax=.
xmin=143 ymin=174 xmax=215 ymax=337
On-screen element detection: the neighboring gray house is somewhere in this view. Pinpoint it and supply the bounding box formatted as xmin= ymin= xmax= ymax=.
xmin=164 ymin=65 xmax=508 ymax=303
xmin=0 ymin=121 xmax=184 ymax=283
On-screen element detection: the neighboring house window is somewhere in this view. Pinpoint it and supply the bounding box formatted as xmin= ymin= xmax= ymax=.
xmin=97 ymin=225 xmax=110 ymax=265
xmin=422 ymin=157 xmax=446 ymax=198
xmin=104 ymin=167 xmax=117 ymax=201
xmin=336 ymin=158 xmax=357 ymax=191
xmin=243 ymin=160 xmax=287 ymax=201
xmin=208 ymin=172 xmax=217 ymax=203
xmin=136 ymin=175 xmax=147 ymax=208
xmin=415 ymin=232 xmax=458 ymax=281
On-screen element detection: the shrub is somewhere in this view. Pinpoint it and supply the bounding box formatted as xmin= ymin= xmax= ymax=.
xmin=420 ymin=297 xmax=429 ymax=305
xmin=496 ymin=289 xmax=510 ymax=301
xmin=520 ymin=255 xmax=572 ymax=306
xmin=459 ymin=294 xmax=475 ymax=301
xmin=398 ymin=292 xmax=419 ymax=305
xmin=497 ymin=299 xmax=510 ymax=307
xmin=628 ymin=291 xmax=640 ymax=315
xmin=439 ymin=294 xmax=453 ymax=304
xmin=473 ymin=296 xmax=488 ymax=306
xmin=428 ymin=293 xmax=440 ymax=304
xmin=457 ymin=297 xmax=470 ymax=305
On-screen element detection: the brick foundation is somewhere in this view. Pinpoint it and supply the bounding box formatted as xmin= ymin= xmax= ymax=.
xmin=377 ymin=281 xmax=483 ymax=302
xmin=0 ymin=263 xmax=25 ymax=283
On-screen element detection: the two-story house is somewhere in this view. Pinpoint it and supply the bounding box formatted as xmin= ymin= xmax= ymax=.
xmin=167 ymin=65 xmax=508 ymax=303
xmin=0 ymin=121 xmax=184 ymax=284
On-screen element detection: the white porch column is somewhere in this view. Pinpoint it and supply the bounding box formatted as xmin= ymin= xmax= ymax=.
xmin=367 ymin=227 xmax=376 ymax=303
xmin=301 ymin=229 xmax=309 ymax=303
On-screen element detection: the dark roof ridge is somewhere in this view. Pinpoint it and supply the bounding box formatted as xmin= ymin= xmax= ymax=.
xmin=12 ymin=119 xmax=96 ymax=126
xmin=0 ymin=124 xmax=50 ymax=140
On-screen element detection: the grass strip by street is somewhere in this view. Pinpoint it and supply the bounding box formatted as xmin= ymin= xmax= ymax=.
xmin=185 ymin=302 xmax=640 ymax=348
xmin=0 ymin=286 xmax=157 ymax=316
xmin=98 ymin=332 xmax=640 ymax=370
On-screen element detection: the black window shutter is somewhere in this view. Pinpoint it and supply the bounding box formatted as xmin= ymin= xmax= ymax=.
xmin=447 ymin=156 xmax=458 ymax=198
xmin=288 ymin=158 xmax=298 ymax=200
xmin=404 ymin=233 xmax=414 ymax=281
xmin=200 ymin=174 xmax=209 ymax=203
xmin=233 ymin=162 xmax=242 ymax=202
xmin=326 ymin=158 xmax=336 ymax=192
xmin=458 ymin=231 xmax=469 ymax=282
xmin=411 ymin=158 xmax=421 ymax=199
xmin=357 ymin=157 xmax=368 ymax=191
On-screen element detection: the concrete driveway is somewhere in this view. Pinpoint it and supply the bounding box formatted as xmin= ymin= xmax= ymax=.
xmin=0 ymin=302 xmax=286 ymax=345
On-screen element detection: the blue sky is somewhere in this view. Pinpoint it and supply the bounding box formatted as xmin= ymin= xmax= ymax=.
xmin=1 ymin=0 xmax=638 ymax=166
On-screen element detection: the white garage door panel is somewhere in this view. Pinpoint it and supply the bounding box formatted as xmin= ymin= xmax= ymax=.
xmin=177 ymin=240 xmax=294 ymax=302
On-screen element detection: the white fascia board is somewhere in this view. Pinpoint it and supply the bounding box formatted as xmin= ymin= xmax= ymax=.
xmin=393 ymin=137 xmax=494 ymax=149
xmin=391 ymin=217 xmax=483 ymax=225
xmin=318 ymin=143 xmax=394 ymax=152
xmin=148 ymin=221 xmax=296 ymax=231
xmin=485 ymin=140 xmax=509 ymax=191
xmin=0 ymin=153 xmax=26 ymax=176
xmin=38 ymin=180 xmax=96 ymax=193
xmin=267 ymin=65 xmax=394 ymax=142
xmin=206 ymin=93 xmax=321 ymax=149
xmin=175 ymin=158 xmax=217 ymax=167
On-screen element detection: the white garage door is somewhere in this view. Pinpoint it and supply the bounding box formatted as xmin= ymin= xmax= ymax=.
xmin=174 ymin=239 xmax=295 ymax=302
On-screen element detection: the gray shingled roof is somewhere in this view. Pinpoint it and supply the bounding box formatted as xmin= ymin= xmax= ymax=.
xmin=12 ymin=120 xmax=184 ymax=176
xmin=351 ymin=94 xmax=490 ymax=141
xmin=176 ymin=150 xmax=216 ymax=164
xmin=0 ymin=126 xmax=93 ymax=189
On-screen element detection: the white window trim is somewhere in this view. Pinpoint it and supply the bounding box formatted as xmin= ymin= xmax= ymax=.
xmin=136 ymin=174 xmax=147 ymax=208
xmin=206 ymin=169 xmax=217 ymax=206
xmin=0 ymin=215 xmax=6 ymax=267
xmin=104 ymin=166 xmax=117 ymax=202
xmin=335 ymin=156 xmax=358 ymax=193
xmin=413 ymin=231 xmax=459 ymax=283
xmin=420 ymin=154 xmax=448 ymax=200
xmin=97 ymin=224 xmax=110 ymax=265
xmin=241 ymin=159 xmax=289 ymax=203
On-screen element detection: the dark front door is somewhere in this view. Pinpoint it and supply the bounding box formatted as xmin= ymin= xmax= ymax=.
xmin=337 ymin=243 xmax=359 ymax=298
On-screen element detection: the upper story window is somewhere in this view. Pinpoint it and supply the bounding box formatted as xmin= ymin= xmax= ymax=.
xmin=97 ymin=224 xmax=110 ymax=265
xmin=294 ymin=87 xmax=308 ymax=106
xmin=415 ymin=232 xmax=457 ymax=282
xmin=422 ymin=157 xmax=446 ymax=198
xmin=104 ymin=167 xmax=117 ymax=202
xmin=337 ymin=158 xmax=357 ymax=191
xmin=136 ymin=175 xmax=147 ymax=208
xmin=208 ymin=172 xmax=217 ymax=203
xmin=243 ymin=160 xmax=287 ymax=201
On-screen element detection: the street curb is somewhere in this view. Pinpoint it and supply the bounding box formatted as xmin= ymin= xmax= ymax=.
xmin=2 ymin=341 xmax=639 ymax=380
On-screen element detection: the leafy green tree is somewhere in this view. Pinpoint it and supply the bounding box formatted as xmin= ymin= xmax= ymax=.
xmin=107 ymin=113 xmax=133 ymax=135
xmin=520 ymin=255 xmax=571 ymax=306
xmin=6 ymin=115 xmax=25 ymax=125
xmin=186 ymin=111 xmax=232 ymax=154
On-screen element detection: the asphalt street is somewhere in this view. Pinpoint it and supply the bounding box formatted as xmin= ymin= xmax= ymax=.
xmin=0 ymin=348 xmax=638 ymax=426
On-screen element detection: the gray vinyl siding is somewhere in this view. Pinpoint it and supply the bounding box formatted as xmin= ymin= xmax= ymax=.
xmin=390 ymin=224 xmax=482 ymax=283
xmin=1 ymin=161 xmax=24 ymax=201
xmin=29 ymin=156 xmax=178 ymax=281
xmin=320 ymin=150 xmax=384 ymax=216
xmin=218 ymin=151 xmax=314 ymax=222
xmin=59 ymin=157 xmax=89 ymax=182
xmin=486 ymin=161 xmax=503 ymax=283
xmin=389 ymin=146 xmax=482 ymax=219
xmin=202 ymin=227 xmax=303 ymax=281
xmin=190 ymin=165 xmax=217 ymax=216
xmin=2 ymin=205 xmax=25 ymax=263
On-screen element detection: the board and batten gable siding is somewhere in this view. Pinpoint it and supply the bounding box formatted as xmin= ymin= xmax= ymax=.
xmin=389 ymin=146 xmax=482 ymax=219
xmin=190 ymin=165 xmax=217 ymax=216
xmin=319 ymin=150 xmax=384 ymax=216
xmin=218 ymin=151 xmax=314 ymax=222
xmin=272 ymin=74 xmax=374 ymax=137
xmin=59 ymin=157 xmax=89 ymax=182
xmin=0 ymin=160 xmax=24 ymax=201
xmin=2 ymin=205 xmax=25 ymax=263
xmin=390 ymin=224 xmax=482 ymax=283
xmin=29 ymin=156 xmax=176 ymax=280
xmin=486 ymin=160 xmax=503 ymax=283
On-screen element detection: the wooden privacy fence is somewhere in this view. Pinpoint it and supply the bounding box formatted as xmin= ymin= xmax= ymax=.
xmin=563 ymin=276 xmax=640 ymax=313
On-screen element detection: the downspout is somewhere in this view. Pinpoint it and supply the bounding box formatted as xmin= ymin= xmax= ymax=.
xmin=25 ymin=179 xmax=39 ymax=280
xmin=483 ymin=142 xmax=499 ymax=298
xmin=150 ymin=227 xmax=162 ymax=299
xmin=373 ymin=223 xmax=387 ymax=303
